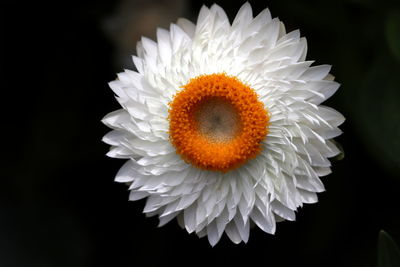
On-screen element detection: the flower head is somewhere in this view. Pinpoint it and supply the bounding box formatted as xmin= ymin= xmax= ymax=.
xmin=102 ymin=3 xmax=344 ymax=246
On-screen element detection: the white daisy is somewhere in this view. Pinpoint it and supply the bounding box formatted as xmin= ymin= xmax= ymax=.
xmin=102 ymin=3 xmax=344 ymax=246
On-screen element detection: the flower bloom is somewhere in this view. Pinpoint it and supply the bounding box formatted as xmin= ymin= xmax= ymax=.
xmin=102 ymin=3 xmax=344 ymax=246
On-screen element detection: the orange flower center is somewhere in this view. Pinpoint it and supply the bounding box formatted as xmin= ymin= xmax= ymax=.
xmin=168 ymin=73 xmax=269 ymax=172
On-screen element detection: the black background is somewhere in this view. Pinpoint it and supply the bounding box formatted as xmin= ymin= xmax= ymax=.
xmin=2 ymin=0 xmax=400 ymax=266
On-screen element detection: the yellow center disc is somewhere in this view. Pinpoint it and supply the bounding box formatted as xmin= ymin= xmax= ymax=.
xmin=168 ymin=73 xmax=269 ymax=172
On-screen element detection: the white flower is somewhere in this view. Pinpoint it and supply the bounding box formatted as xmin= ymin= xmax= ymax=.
xmin=102 ymin=3 xmax=344 ymax=246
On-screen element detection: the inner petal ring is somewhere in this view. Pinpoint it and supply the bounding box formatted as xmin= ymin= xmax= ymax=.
xmin=168 ymin=73 xmax=269 ymax=172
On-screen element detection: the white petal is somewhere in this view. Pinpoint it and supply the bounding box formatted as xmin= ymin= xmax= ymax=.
xmin=232 ymin=2 xmax=253 ymax=33
xmin=157 ymin=28 xmax=172 ymax=66
xmin=141 ymin=37 xmax=158 ymax=66
xmin=225 ymin=220 xmax=242 ymax=244
xmin=102 ymin=109 xmax=129 ymax=128
xmin=115 ymin=160 xmax=136 ymax=182
xmin=216 ymin=208 xmax=230 ymax=237
xmin=129 ymin=190 xmax=149 ymax=201
xmin=158 ymin=212 xmax=178 ymax=227
xmin=298 ymin=189 xmax=318 ymax=204
xmin=170 ymin=23 xmax=190 ymax=53
xmin=234 ymin=213 xmax=250 ymax=243
xmin=176 ymin=18 xmax=195 ymax=38
xmin=207 ymin=220 xmax=223 ymax=246
xmin=247 ymin=8 xmax=272 ymax=34
xmin=250 ymin=204 xmax=276 ymax=234
xmin=295 ymin=174 xmax=325 ymax=193
xmin=301 ymin=65 xmax=331 ymax=81
xmin=271 ymin=201 xmax=296 ymax=221
xmin=128 ymin=139 xmax=174 ymax=156
xmin=184 ymin=203 xmax=197 ymax=233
